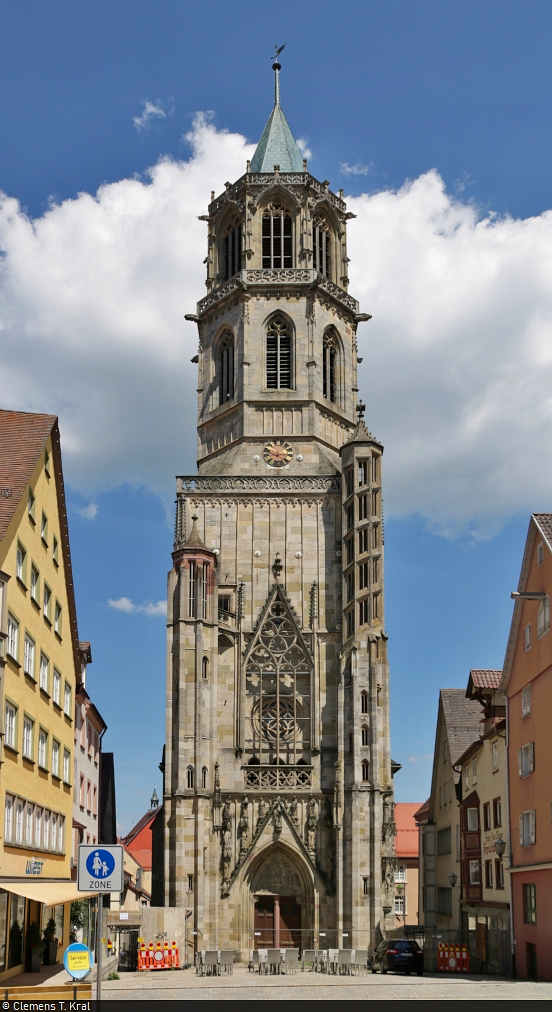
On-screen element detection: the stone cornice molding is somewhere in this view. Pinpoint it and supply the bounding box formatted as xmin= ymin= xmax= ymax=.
xmin=197 ymin=269 xmax=359 ymax=318
xmin=177 ymin=475 xmax=341 ymax=493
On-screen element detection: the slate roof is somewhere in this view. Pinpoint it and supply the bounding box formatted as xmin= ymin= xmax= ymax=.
xmin=468 ymin=669 xmax=502 ymax=690
xmin=0 ymin=409 xmax=57 ymax=541
xmin=440 ymin=688 xmax=483 ymax=765
xmin=250 ymin=103 xmax=303 ymax=173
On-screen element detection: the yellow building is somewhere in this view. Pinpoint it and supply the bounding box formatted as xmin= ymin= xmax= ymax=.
xmin=0 ymin=409 xmax=89 ymax=980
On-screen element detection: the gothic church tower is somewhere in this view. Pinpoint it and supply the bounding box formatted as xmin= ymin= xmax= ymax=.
xmin=163 ymin=57 xmax=396 ymax=953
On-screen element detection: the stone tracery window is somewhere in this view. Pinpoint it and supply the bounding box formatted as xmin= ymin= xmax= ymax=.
xmin=245 ymin=593 xmax=312 ymax=765
xmin=223 ymin=219 xmax=242 ymax=280
xmin=262 ymin=203 xmax=292 ymax=268
xmin=266 ymin=317 xmax=292 ymax=389
xmin=313 ymin=215 xmax=331 ymax=277
xmin=323 ymin=330 xmax=338 ymax=402
xmin=218 ymin=330 xmax=234 ymax=405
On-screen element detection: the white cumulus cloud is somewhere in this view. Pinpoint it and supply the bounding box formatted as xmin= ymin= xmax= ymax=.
xmin=1 ymin=116 xmax=552 ymax=537
xmin=108 ymin=596 xmax=167 ymax=617
xmin=133 ymin=98 xmax=174 ymax=132
xmin=78 ymin=502 xmax=98 ymax=520
xmin=340 ymin=161 xmax=373 ymax=176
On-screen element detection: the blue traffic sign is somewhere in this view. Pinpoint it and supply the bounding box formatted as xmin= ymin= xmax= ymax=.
xmin=86 ymin=848 xmax=116 ymax=880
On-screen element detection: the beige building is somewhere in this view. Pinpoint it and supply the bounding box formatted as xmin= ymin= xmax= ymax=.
xmin=160 ymin=60 xmax=397 ymax=956
xmin=0 ymin=410 xmax=89 ymax=979
xmin=417 ymin=689 xmax=481 ymax=931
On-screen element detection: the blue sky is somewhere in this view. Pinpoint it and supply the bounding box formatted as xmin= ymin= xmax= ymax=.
xmin=2 ymin=1 xmax=552 ymax=830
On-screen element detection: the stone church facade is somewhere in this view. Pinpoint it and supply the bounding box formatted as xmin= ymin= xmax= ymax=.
xmin=162 ymin=61 xmax=397 ymax=954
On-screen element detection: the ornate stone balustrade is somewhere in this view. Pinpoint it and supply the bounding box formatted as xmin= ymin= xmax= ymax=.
xmin=208 ymin=173 xmax=347 ymax=215
xmin=197 ymin=269 xmax=359 ymax=316
xmin=244 ymin=766 xmax=312 ymax=790
xmin=177 ymin=475 xmax=341 ymax=493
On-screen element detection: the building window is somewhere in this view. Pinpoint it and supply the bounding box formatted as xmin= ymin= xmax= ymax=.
xmin=38 ymin=729 xmax=48 ymax=769
xmin=464 ymin=766 xmax=469 ymax=791
xmin=524 ymin=623 xmax=532 ymax=651
xmin=363 ymin=877 xmax=369 ymax=896
xmin=346 ymin=571 xmax=354 ymax=602
xmin=372 ymin=490 xmax=379 ymax=516
xmin=59 ymin=816 xmax=65 ymax=852
xmin=63 ymin=749 xmax=70 ymax=784
xmin=322 ymin=332 xmax=337 ymax=402
xmin=5 ymin=703 xmax=16 ymax=750
xmin=437 ymin=887 xmax=452 ymax=916
xmin=52 ymin=535 xmax=59 ymax=566
xmin=469 ymin=861 xmax=480 ymax=885
xmin=521 ymin=684 xmax=531 ymax=717
xmin=30 ymin=565 xmax=39 ymax=603
xmin=7 ymin=613 xmax=19 ymax=661
xmin=201 ymin=564 xmax=208 ymax=620
xmin=53 ymin=669 xmax=61 ymax=707
xmin=493 ymin=797 xmax=502 ymax=827
xmin=346 ymin=537 xmax=354 ymax=565
xmin=346 ymin=504 xmax=354 ymax=530
xmin=41 ymin=512 xmax=48 ymax=545
xmin=359 ymin=494 xmax=368 ymax=521
xmin=359 ymin=598 xmax=369 ymax=626
xmin=483 ymin=803 xmax=491 ymax=831
xmin=218 ymin=330 xmax=234 ymax=404
xmin=64 ymin=682 xmax=71 ymax=717
xmin=266 ymin=316 xmax=292 ymax=389
xmin=39 ymin=653 xmax=49 ymax=693
xmin=28 ymin=488 xmax=36 ymax=522
xmin=187 ymin=766 xmax=194 ymax=789
xmin=202 ymin=657 xmax=208 ymax=680
xmin=4 ymin=795 xmax=14 ymax=842
xmin=361 ymin=759 xmax=369 ymax=781
xmin=22 ymin=717 xmax=33 ymax=760
xmin=43 ymin=810 xmax=50 ymax=849
xmin=43 ymin=584 xmax=51 ymax=622
xmin=25 ymin=804 xmax=34 ymax=845
xmin=537 ymin=541 xmax=544 ymax=566
xmin=262 ymin=205 xmax=292 ymax=268
xmin=16 ymin=543 xmax=26 ymax=583
xmin=361 ymin=725 xmax=369 ymax=746
xmin=358 ymin=527 xmax=368 ymax=555
xmin=87 ymin=780 xmax=91 ymax=812
xmin=373 ymin=524 xmax=380 ymax=549
xmin=34 ymin=807 xmax=42 ymax=847
xmin=467 ymin=807 xmax=478 ymax=832
xmin=495 ymin=860 xmax=504 ymax=889
xmin=52 ymin=740 xmax=60 ymax=778
xmin=346 ymin=608 xmax=354 ymax=637
xmin=524 ymin=883 xmax=537 ymax=924
xmin=358 ymin=461 xmax=368 ymax=487
xmin=372 ymin=593 xmax=380 ymax=621
xmin=437 ymin=827 xmax=452 ymax=854
xmin=223 ymin=221 xmax=242 ymax=280
xmin=520 ymin=809 xmax=536 ymax=847
xmin=14 ymin=800 xmax=23 ymax=844
xmin=485 ymin=861 xmax=493 ymax=888
xmin=394 ymin=894 xmax=405 ymax=915
xmin=518 ymin=742 xmax=535 ymax=777
xmin=538 ymin=595 xmax=550 ymax=639
xmin=202 ymin=767 xmax=208 ymax=789
xmin=188 ymin=561 xmax=196 ymax=617
xmin=492 ymin=740 xmax=499 ymax=772
xmin=24 ymin=635 xmax=35 ymax=679
xmin=395 ymin=865 xmax=407 ymax=883
xmin=361 ymin=691 xmax=368 ymax=714
xmin=79 ymin=775 xmax=85 ymax=807
xmin=313 ymin=216 xmax=331 ymax=277
xmin=54 ymin=602 xmax=62 ymax=636
xmin=188 ymin=874 xmax=194 ymax=892
xmin=472 ymin=759 xmax=478 ymax=784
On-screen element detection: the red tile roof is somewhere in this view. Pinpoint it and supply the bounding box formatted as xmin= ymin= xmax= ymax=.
xmin=0 ymin=409 xmax=57 ymax=541
xmin=394 ymin=803 xmax=421 ymax=858
xmin=469 ymin=669 xmax=502 ymax=689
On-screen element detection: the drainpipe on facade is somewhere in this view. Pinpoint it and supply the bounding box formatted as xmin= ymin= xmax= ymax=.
xmin=502 ymin=691 xmax=515 ymax=979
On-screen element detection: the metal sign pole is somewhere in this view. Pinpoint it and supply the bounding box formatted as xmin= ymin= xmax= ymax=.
xmin=96 ymin=892 xmax=103 ymax=1007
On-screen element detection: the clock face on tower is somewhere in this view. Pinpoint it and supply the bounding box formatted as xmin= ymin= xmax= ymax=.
xmin=263 ymin=440 xmax=294 ymax=467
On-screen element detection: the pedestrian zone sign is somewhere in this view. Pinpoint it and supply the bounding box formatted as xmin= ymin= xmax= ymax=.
xmin=78 ymin=844 xmax=124 ymax=892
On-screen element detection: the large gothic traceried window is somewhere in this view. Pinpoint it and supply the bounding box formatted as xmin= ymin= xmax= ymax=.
xmin=262 ymin=204 xmax=292 ymax=269
xmin=323 ymin=330 xmax=338 ymax=402
xmin=266 ymin=317 xmax=292 ymax=389
xmin=223 ymin=221 xmax=242 ymax=280
xmin=218 ymin=330 xmax=234 ymax=404
xmin=245 ymin=594 xmax=312 ymax=766
xmin=313 ymin=216 xmax=331 ymax=277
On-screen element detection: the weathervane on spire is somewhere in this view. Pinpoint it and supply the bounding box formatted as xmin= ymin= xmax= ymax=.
xmin=272 ymin=43 xmax=286 ymax=106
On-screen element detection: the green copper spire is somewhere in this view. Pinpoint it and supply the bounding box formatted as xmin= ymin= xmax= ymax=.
xmin=250 ymin=49 xmax=304 ymax=173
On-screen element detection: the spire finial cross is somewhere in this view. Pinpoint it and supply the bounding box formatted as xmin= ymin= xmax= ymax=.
xmin=271 ymin=43 xmax=285 ymax=106
xmin=356 ymin=400 xmax=366 ymax=421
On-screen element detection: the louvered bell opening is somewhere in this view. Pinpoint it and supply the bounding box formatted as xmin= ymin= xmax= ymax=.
xmin=262 ymin=214 xmax=292 ymax=268
xmin=278 ymin=334 xmax=291 ymax=388
xmin=313 ymin=224 xmax=330 ymax=278
xmin=225 ymin=226 xmax=242 ymax=280
xmin=220 ymin=341 xmax=234 ymax=404
xmin=266 ymin=332 xmax=278 ymax=388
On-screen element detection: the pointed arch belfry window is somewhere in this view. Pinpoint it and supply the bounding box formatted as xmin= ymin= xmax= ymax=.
xmin=313 ymin=215 xmax=331 ymax=278
xmin=223 ymin=220 xmax=242 ymax=280
xmin=219 ymin=330 xmax=234 ymax=405
xmin=266 ymin=317 xmax=292 ymax=389
xmin=323 ymin=331 xmax=338 ymax=402
xmin=262 ymin=203 xmax=292 ymax=268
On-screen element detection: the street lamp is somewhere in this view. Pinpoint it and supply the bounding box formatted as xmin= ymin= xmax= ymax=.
xmin=494 ymin=838 xmax=507 ymax=858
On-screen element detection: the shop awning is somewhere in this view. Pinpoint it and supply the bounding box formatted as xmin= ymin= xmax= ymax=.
xmin=0 ymin=881 xmax=96 ymax=906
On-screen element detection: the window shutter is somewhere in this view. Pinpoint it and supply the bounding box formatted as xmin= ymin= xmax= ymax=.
xmin=518 ymin=748 xmax=523 ymax=777
xmin=519 ymin=814 xmax=524 ymax=846
xmin=528 ymin=742 xmax=534 ymax=773
xmin=530 ymin=809 xmax=536 ymax=845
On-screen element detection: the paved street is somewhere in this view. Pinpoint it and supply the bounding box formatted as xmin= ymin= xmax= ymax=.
xmin=101 ymin=965 xmax=552 ymax=1000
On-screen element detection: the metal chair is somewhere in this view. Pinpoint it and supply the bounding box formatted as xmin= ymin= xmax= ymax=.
xmin=267 ymin=948 xmax=282 ymax=974
xmin=204 ymin=950 xmax=220 ymax=976
xmin=315 ymin=949 xmax=328 ymax=973
xmin=284 ymin=948 xmax=299 ymax=974
xmin=220 ymin=950 xmax=234 ymax=975
xmin=338 ymin=949 xmax=353 ymax=975
xmin=353 ymin=949 xmax=368 ymax=975
xmin=250 ymin=950 xmax=259 ymax=972
xmin=257 ymin=948 xmax=268 ymax=974
xmin=328 ymin=948 xmax=339 ymax=974
xmin=302 ymin=949 xmax=316 ymax=971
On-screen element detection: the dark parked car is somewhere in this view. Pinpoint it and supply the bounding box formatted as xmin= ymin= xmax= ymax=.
xmin=371 ymin=938 xmax=424 ymax=975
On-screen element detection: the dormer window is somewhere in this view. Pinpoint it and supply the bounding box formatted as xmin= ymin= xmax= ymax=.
xmin=218 ymin=330 xmax=234 ymax=405
xmin=262 ymin=204 xmax=292 ymax=268
xmin=223 ymin=221 xmax=242 ymax=280
xmin=313 ymin=216 xmax=331 ymax=277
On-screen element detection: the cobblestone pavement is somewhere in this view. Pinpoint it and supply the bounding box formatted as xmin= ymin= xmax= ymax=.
xmin=102 ymin=965 xmax=552 ymax=1000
